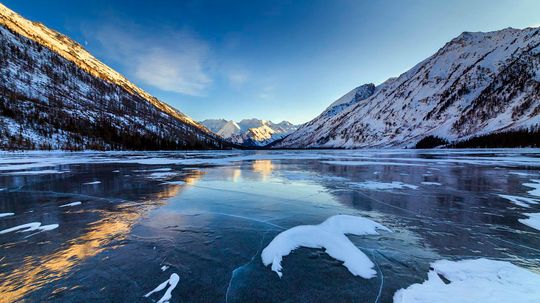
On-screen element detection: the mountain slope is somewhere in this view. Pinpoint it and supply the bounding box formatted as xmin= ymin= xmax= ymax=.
xmin=276 ymin=27 xmax=540 ymax=148
xmin=0 ymin=3 xmax=226 ymax=150
xmin=200 ymin=118 xmax=299 ymax=146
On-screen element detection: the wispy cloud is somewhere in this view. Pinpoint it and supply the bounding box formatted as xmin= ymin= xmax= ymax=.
xmin=88 ymin=23 xmax=212 ymax=96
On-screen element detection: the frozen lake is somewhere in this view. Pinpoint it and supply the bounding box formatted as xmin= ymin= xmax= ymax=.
xmin=0 ymin=149 xmax=539 ymax=302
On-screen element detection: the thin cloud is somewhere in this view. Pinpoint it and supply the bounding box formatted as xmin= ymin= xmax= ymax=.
xmin=88 ymin=23 xmax=212 ymax=96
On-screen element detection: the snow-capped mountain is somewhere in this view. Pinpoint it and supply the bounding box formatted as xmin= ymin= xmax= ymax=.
xmin=0 ymin=3 xmax=227 ymax=150
xmin=276 ymin=27 xmax=540 ymax=148
xmin=200 ymin=118 xmax=299 ymax=146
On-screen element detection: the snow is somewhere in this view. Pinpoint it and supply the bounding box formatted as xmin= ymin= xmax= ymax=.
xmin=523 ymin=180 xmax=540 ymax=197
xmin=498 ymin=194 xmax=539 ymax=208
xmin=393 ymin=258 xmax=540 ymax=303
xmin=421 ymin=182 xmax=442 ymax=186
xmin=261 ymin=215 xmax=391 ymax=278
xmin=0 ymin=222 xmax=59 ymax=234
xmin=83 ymin=181 xmax=101 ymax=185
xmin=144 ymin=273 xmax=180 ymax=303
xmin=519 ymin=213 xmax=540 ymax=231
xmin=0 ymin=213 xmax=14 ymax=218
xmin=202 ymin=118 xmax=298 ymax=146
xmin=217 ymin=120 xmax=241 ymax=138
xmin=148 ymin=172 xmax=178 ymax=180
xmin=161 ymin=265 xmax=170 ymax=272
xmin=350 ymin=181 xmax=418 ymax=191
xmin=59 ymin=201 xmax=82 ymax=208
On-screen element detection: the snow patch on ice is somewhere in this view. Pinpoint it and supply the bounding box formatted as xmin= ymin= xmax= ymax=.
xmin=421 ymin=182 xmax=442 ymax=186
xmin=261 ymin=215 xmax=391 ymax=279
xmin=83 ymin=181 xmax=101 ymax=185
xmin=0 ymin=222 xmax=58 ymax=234
xmin=161 ymin=181 xmax=186 ymax=185
xmin=144 ymin=273 xmax=180 ymax=303
xmin=321 ymin=160 xmax=423 ymax=167
xmin=351 ymin=181 xmax=418 ymax=191
xmin=59 ymin=201 xmax=82 ymax=208
xmin=161 ymin=265 xmax=169 ymax=272
xmin=0 ymin=212 xmax=14 ymax=218
xmin=498 ymin=194 xmax=539 ymax=208
xmin=147 ymin=172 xmax=178 ymax=180
xmin=523 ymin=180 xmax=540 ymax=197
xmin=519 ymin=213 xmax=540 ymax=231
xmin=393 ymin=258 xmax=540 ymax=303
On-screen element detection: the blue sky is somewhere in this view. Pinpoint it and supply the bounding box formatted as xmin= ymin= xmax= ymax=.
xmin=4 ymin=0 xmax=540 ymax=124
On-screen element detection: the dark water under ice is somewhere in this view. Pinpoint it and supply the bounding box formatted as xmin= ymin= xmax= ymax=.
xmin=0 ymin=149 xmax=539 ymax=302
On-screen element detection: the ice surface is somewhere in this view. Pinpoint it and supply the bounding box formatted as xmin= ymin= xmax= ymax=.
xmin=393 ymin=258 xmax=540 ymax=303
xmin=0 ymin=212 xmax=14 ymax=218
xmin=519 ymin=213 xmax=540 ymax=231
xmin=261 ymin=215 xmax=391 ymax=278
xmin=351 ymin=181 xmax=418 ymax=191
xmin=3 ymin=169 xmax=66 ymax=175
xmin=498 ymin=194 xmax=539 ymax=208
xmin=59 ymin=201 xmax=82 ymax=208
xmin=0 ymin=222 xmax=59 ymax=234
xmin=144 ymin=273 xmax=180 ymax=303
xmin=523 ymin=180 xmax=540 ymax=197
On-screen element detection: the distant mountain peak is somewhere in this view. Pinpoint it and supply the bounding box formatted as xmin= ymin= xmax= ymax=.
xmin=200 ymin=118 xmax=300 ymax=146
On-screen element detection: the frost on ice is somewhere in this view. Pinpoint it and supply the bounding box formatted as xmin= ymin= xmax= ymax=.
xmin=261 ymin=215 xmax=391 ymax=278
xmin=393 ymin=258 xmax=540 ymax=303
xmin=0 ymin=212 xmax=14 ymax=218
xmin=519 ymin=213 xmax=540 ymax=231
xmin=144 ymin=273 xmax=180 ymax=303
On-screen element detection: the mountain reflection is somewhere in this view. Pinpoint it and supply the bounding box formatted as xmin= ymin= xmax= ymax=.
xmin=0 ymin=171 xmax=201 ymax=302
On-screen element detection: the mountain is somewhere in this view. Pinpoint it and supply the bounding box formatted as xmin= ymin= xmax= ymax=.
xmin=275 ymin=27 xmax=540 ymax=148
xmin=200 ymin=118 xmax=299 ymax=146
xmin=0 ymin=3 xmax=228 ymax=150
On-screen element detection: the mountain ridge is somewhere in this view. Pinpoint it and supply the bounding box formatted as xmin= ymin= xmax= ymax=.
xmin=275 ymin=26 xmax=540 ymax=148
xmin=0 ymin=3 xmax=228 ymax=150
